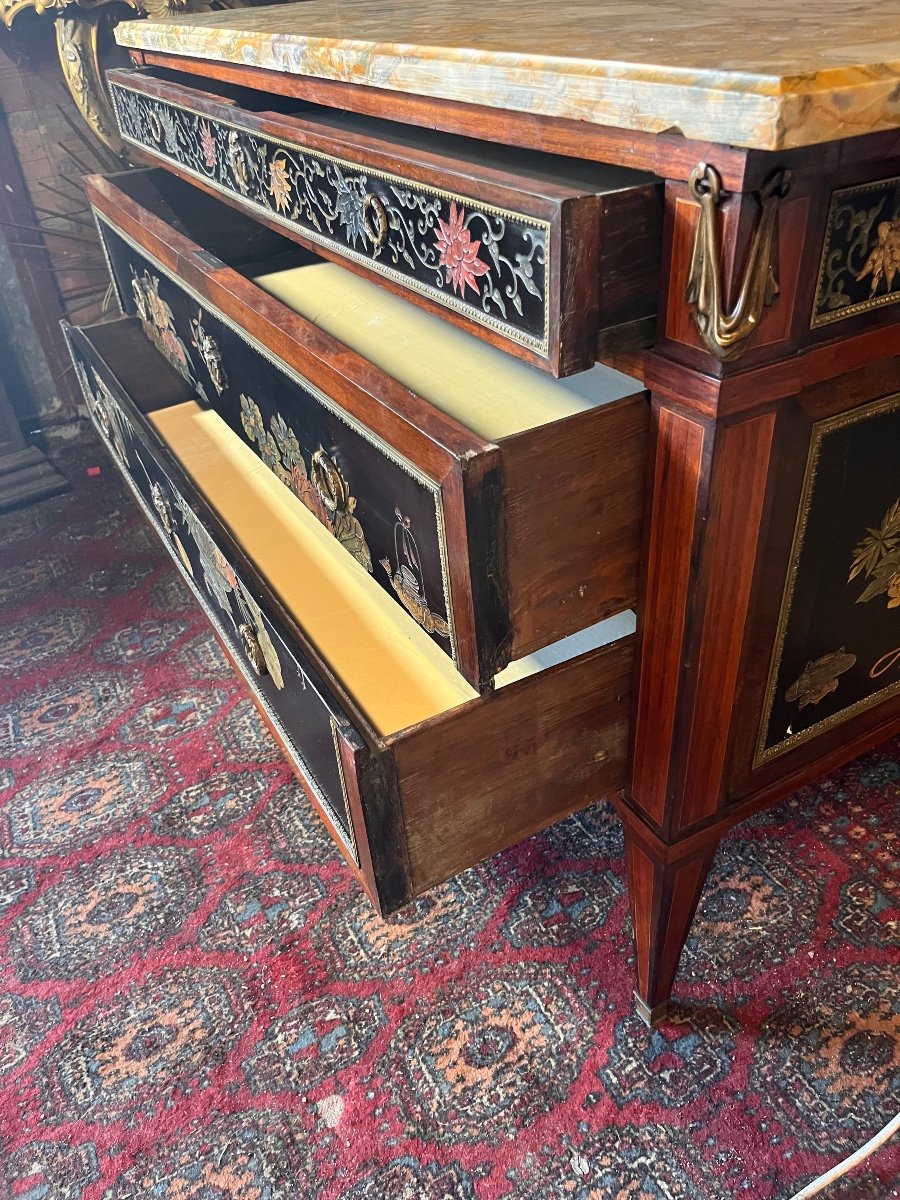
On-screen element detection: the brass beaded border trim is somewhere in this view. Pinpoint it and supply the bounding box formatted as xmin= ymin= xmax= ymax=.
xmin=94 ymin=212 xmax=460 ymax=672
xmin=810 ymin=174 xmax=900 ymax=330
xmin=754 ymin=391 xmax=900 ymax=768
xmin=65 ymin=327 xmax=361 ymax=863
xmin=330 ymin=717 xmax=355 ymax=834
xmin=109 ymin=80 xmax=553 ymax=357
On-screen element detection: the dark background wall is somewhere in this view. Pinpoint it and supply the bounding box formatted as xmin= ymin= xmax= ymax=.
xmin=0 ymin=16 xmax=115 ymax=437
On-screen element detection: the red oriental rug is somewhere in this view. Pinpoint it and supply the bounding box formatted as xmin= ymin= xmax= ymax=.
xmin=0 ymin=432 xmax=898 ymax=1200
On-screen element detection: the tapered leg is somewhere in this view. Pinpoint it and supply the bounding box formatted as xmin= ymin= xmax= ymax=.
xmin=622 ymin=826 xmax=718 ymax=1026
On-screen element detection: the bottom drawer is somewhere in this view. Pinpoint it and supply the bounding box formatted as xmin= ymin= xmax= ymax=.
xmin=65 ymin=317 xmax=634 ymax=913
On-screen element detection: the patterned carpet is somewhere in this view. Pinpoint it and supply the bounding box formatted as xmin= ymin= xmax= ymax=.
xmin=0 ymin=429 xmax=898 ymax=1200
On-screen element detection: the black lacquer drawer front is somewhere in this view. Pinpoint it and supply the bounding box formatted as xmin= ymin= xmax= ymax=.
xmin=94 ymin=213 xmax=461 ymax=674
xmin=64 ymin=319 xmax=362 ymax=862
xmin=106 ymin=67 xmax=662 ymax=376
xmin=811 ymin=173 xmax=900 ymax=331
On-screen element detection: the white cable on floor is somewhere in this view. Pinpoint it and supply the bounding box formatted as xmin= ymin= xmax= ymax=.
xmin=786 ymin=1111 xmax=900 ymax=1200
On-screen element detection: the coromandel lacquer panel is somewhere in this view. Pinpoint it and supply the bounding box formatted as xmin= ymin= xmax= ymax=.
xmin=757 ymin=393 xmax=900 ymax=764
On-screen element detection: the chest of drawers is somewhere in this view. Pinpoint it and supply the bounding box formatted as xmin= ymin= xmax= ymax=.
xmin=69 ymin=0 xmax=900 ymax=1024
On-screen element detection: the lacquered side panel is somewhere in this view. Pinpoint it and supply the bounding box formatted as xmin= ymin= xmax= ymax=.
xmin=64 ymin=320 xmax=364 ymax=863
xmin=811 ymin=175 xmax=900 ymax=329
xmin=94 ymin=213 xmax=462 ymax=672
xmin=756 ymin=392 xmax=900 ymax=765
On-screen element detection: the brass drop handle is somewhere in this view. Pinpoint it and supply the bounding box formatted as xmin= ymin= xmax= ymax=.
xmin=239 ymin=623 xmax=268 ymax=677
xmin=362 ymin=192 xmax=388 ymax=250
xmin=94 ymin=394 xmax=113 ymax=442
xmin=148 ymin=110 xmax=163 ymax=144
xmin=311 ymin=448 xmax=349 ymax=513
xmin=684 ymin=163 xmax=791 ymax=361
xmin=151 ymin=488 xmax=175 ymax=535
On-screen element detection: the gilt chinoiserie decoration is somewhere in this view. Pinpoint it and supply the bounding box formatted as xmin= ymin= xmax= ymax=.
xmin=381 ymin=510 xmax=452 ymax=640
xmin=107 ymin=81 xmax=552 ymax=354
xmin=99 ymin=212 xmax=459 ymax=664
xmin=757 ymin=393 xmax=900 ymax=765
xmin=812 ymin=175 xmax=900 ymax=327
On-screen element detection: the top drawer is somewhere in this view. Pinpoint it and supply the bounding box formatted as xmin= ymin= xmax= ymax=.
xmin=106 ymin=67 xmax=663 ymax=377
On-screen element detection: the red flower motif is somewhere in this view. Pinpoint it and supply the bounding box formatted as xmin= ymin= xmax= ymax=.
xmin=198 ymin=120 xmax=217 ymax=170
xmin=435 ymin=202 xmax=490 ymax=297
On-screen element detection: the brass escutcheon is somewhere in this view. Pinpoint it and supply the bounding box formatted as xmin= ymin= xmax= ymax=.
xmin=148 ymin=110 xmax=163 ymax=144
xmin=311 ymin=448 xmax=349 ymax=513
xmin=239 ymin=623 xmax=267 ymax=676
xmin=361 ymin=192 xmax=388 ymax=249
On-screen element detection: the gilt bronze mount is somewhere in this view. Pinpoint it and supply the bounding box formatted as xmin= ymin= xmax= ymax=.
xmin=684 ymin=162 xmax=791 ymax=361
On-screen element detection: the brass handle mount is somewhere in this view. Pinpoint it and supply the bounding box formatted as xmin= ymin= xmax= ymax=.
xmin=362 ymin=192 xmax=388 ymax=250
xmin=239 ymin=624 xmax=268 ymax=677
xmin=684 ymin=163 xmax=791 ymax=361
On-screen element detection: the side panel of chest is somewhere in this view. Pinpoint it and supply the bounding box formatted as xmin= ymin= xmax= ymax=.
xmin=756 ymin=393 xmax=900 ymax=766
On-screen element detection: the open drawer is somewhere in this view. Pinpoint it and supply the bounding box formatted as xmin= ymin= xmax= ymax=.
xmin=65 ymin=316 xmax=634 ymax=913
xmin=87 ymin=169 xmax=649 ymax=690
xmin=106 ymin=65 xmax=663 ymax=376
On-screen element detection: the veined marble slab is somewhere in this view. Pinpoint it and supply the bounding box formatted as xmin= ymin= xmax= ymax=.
xmin=116 ymin=0 xmax=900 ymax=152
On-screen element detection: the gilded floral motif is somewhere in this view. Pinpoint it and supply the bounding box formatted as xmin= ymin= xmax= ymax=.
xmin=258 ymin=430 xmax=281 ymax=471
xmin=226 ymin=129 xmax=250 ymax=195
xmin=435 ymin=202 xmax=490 ymax=297
xmin=857 ymin=218 xmax=900 ymax=297
xmin=158 ymin=107 xmax=180 ymax=155
xmin=240 ymin=394 xmax=264 ymax=443
xmin=268 ymin=155 xmax=293 ymax=214
xmin=849 ymin=498 xmax=900 ymax=609
xmin=380 ymin=509 xmax=450 ymax=638
xmin=199 ymin=119 xmax=217 ymax=170
xmin=270 ymin=413 xmax=301 ymax=466
xmin=190 ymin=311 xmax=226 ymax=395
xmin=333 ymin=166 xmax=366 ymax=247
xmin=130 ymin=267 xmax=191 ymax=375
xmin=238 ymin=398 xmax=373 ymax=573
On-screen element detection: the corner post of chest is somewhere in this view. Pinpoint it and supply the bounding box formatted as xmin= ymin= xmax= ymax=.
xmin=622 ymin=156 xmax=798 ymax=1022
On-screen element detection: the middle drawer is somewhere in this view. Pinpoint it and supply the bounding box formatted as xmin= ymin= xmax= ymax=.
xmin=87 ymin=168 xmax=649 ymax=690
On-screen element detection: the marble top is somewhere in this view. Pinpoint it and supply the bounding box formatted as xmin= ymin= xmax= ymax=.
xmin=117 ymin=0 xmax=900 ymax=151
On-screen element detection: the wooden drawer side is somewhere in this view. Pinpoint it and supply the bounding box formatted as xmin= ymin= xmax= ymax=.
xmin=503 ymin=394 xmax=649 ymax=654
